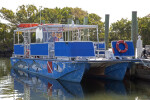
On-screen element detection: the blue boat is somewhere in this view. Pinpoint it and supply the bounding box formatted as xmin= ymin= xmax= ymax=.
xmin=10 ymin=23 xmax=138 ymax=82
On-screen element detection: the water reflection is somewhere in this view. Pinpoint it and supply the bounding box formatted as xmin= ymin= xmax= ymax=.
xmin=10 ymin=68 xmax=129 ymax=100
xmin=0 ymin=58 xmax=11 ymax=77
xmin=11 ymin=68 xmax=84 ymax=100
xmin=81 ymin=78 xmax=128 ymax=100
xmin=0 ymin=58 xmax=14 ymax=99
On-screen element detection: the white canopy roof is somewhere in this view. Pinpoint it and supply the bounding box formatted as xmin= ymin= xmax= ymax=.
xmin=14 ymin=24 xmax=98 ymax=33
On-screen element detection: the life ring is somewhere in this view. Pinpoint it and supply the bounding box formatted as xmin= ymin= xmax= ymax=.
xmin=116 ymin=40 xmax=128 ymax=53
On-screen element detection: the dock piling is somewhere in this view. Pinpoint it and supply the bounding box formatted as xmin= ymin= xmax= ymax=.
xmin=131 ymin=11 xmax=138 ymax=57
xmin=105 ymin=14 xmax=110 ymax=50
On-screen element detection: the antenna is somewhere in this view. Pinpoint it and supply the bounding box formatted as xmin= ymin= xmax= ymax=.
xmin=39 ymin=6 xmax=42 ymax=24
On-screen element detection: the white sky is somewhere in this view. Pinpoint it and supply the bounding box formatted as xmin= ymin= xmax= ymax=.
xmin=0 ymin=0 xmax=150 ymax=24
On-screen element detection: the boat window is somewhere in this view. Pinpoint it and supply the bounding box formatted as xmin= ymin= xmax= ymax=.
xmin=31 ymin=33 xmax=36 ymax=43
xmin=36 ymin=27 xmax=43 ymax=43
xmin=15 ymin=31 xmax=24 ymax=44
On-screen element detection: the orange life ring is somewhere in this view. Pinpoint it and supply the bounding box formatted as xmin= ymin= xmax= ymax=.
xmin=116 ymin=40 xmax=128 ymax=53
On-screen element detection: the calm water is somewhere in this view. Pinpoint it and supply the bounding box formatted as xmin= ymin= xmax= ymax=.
xmin=0 ymin=58 xmax=150 ymax=100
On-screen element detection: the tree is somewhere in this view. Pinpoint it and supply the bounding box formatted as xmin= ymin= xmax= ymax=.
xmin=138 ymin=17 xmax=150 ymax=46
xmin=0 ymin=7 xmax=18 ymax=25
xmin=0 ymin=23 xmax=13 ymax=54
xmin=88 ymin=13 xmax=104 ymax=41
xmin=0 ymin=4 xmax=39 ymax=25
xmin=109 ymin=18 xmax=131 ymax=41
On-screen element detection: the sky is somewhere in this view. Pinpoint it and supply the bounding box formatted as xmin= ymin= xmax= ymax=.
xmin=0 ymin=0 xmax=150 ymax=24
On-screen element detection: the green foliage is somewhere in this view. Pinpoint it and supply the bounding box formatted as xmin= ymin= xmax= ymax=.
xmin=88 ymin=13 xmax=104 ymax=41
xmin=109 ymin=18 xmax=131 ymax=41
xmin=0 ymin=7 xmax=18 ymax=25
xmin=0 ymin=23 xmax=13 ymax=53
xmin=0 ymin=4 xmax=38 ymax=25
xmin=138 ymin=17 xmax=150 ymax=46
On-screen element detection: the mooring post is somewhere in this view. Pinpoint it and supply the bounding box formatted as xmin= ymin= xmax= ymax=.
xmin=83 ymin=17 xmax=88 ymax=41
xmin=67 ymin=18 xmax=73 ymax=41
xmin=131 ymin=11 xmax=138 ymax=57
xmin=105 ymin=14 xmax=109 ymax=50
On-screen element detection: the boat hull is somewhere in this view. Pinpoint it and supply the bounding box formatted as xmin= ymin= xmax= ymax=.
xmin=88 ymin=62 xmax=129 ymax=80
xmin=10 ymin=57 xmax=90 ymax=82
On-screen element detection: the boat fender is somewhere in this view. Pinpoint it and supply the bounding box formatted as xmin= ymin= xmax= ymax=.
xmin=116 ymin=40 xmax=128 ymax=53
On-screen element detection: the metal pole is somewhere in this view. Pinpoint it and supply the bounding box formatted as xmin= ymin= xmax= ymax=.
xmin=80 ymin=30 xmax=81 ymax=41
xmin=105 ymin=14 xmax=109 ymax=50
xmin=97 ymin=26 xmax=99 ymax=42
xmin=65 ymin=31 xmax=66 ymax=41
xmin=72 ymin=30 xmax=73 ymax=41
xmin=131 ymin=11 xmax=138 ymax=57
xmin=78 ymin=29 xmax=80 ymax=41
xmin=97 ymin=26 xmax=100 ymax=57
xmin=62 ymin=31 xmax=63 ymax=41
xmin=88 ymin=29 xmax=89 ymax=41
xmin=68 ymin=25 xmax=69 ymax=41
xmin=40 ymin=6 xmax=42 ymax=24
xmin=83 ymin=17 xmax=88 ymax=41
xmin=67 ymin=18 xmax=72 ymax=41
xmin=14 ymin=32 xmax=15 ymax=44
xmin=28 ymin=30 xmax=31 ymax=44
xmin=18 ymin=32 xmax=19 ymax=44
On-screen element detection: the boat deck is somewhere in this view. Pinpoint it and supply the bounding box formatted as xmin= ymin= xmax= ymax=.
xmin=11 ymin=57 xmax=142 ymax=63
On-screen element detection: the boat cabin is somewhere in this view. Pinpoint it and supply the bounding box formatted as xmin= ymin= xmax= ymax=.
xmin=13 ymin=23 xmax=105 ymax=60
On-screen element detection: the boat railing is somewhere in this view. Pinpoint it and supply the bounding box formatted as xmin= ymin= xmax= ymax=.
xmin=12 ymin=24 xmax=101 ymax=60
xmin=94 ymin=42 xmax=106 ymax=58
xmin=13 ymin=41 xmax=107 ymax=60
xmin=13 ymin=42 xmax=55 ymax=59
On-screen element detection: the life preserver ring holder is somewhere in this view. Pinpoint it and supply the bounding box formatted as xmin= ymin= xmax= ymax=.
xmin=116 ymin=40 xmax=128 ymax=53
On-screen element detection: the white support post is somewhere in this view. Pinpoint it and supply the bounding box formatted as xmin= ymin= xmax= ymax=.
xmin=28 ymin=30 xmax=31 ymax=44
xmin=28 ymin=30 xmax=31 ymax=58
xmin=72 ymin=30 xmax=73 ymax=41
xmin=47 ymin=32 xmax=48 ymax=42
xmin=65 ymin=31 xmax=66 ymax=41
xmin=97 ymin=26 xmax=99 ymax=57
xmin=79 ymin=30 xmax=81 ymax=41
xmin=54 ymin=32 xmax=56 ymax=42
xmin=18 ymin=32 xmax=19 ymax=44
xmin=88 ymin=29 xmax=89 ymax=41
xmin=97 ymin=27 xmax=99 ymax=42
xmin=68 ymin=25 xmax=69 ymax=41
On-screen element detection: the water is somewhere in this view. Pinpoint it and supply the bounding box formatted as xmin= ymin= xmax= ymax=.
xmin=0 ymin=58 xmax=150 ymax=100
